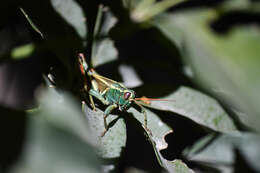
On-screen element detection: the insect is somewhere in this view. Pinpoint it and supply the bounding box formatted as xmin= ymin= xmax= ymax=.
xmin=78 ymin=53 xmax=170 ymax=137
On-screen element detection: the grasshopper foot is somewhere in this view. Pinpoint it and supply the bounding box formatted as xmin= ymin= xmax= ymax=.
xmin=101 ymin=129 xmax=108 ymax=137
xmin=143 ymin=125 xmax=153 ymax=137
xmin=92 ymin=106 xmax=97 ymax=112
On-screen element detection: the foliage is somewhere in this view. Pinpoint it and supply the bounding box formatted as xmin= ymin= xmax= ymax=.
xmin=0 ymin=0 xmax=260 ymax=172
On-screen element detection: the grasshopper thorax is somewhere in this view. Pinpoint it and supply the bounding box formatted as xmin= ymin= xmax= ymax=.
xmin=105 ymin=83 xmax=135 ymax=111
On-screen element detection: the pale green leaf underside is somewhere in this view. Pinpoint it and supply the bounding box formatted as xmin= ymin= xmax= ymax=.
xmin=129 ymin=108 xmax=194 ymax=172
xmin=84 ymin=105 xmax=127 ymax=159
xmin=146 ymin=86 xmax=238 ymax=134
xmin=51 ymin=0 xmax=87 ymax=39
xmin=10 ymin=116 xmax=100 ymax=173
xmin=153 ymin=10 xmax=260 ymax=132
xmin=184 ymin=132 xmax=260 ymax=172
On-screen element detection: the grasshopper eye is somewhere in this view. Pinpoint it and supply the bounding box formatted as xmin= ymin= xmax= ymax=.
xmin=124 ymin=92 xmax=131 ymax=100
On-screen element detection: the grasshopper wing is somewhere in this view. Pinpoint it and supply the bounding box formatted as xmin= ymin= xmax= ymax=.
xmin=91 ymin=72 xmax=118 ymax=93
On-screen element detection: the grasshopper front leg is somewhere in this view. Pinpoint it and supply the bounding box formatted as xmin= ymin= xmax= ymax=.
xmin=101 ymin=104 xmax=118 ymax=137
xmin=89 ymin=89 xmax=110 ymax=105
xmin=88 ymin=89 xmax=117 ymax=137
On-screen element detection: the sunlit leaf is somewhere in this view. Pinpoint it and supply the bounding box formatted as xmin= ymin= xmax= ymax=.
xmin=130 ymin=0 xmax=185 ymax=22
xmin=92 ymin=38 xmax=118 ymax=68
xmin=91 ymin=6 xmax=118 ymax=67
xmin=129 ymin=108 xmax=194 ymax=173
xmin=51 ymin=0 xmax=87 ymax=39
xmin=169 ymin=160 xmax=195 ymax=173
xmin=184 ymin=134 xmax=234 ymax=165
xmin=184 ymin=132 xmax=260 ymax=172
xmin=144 ymin=86 xmax=238 ymax=134
xmin=153 ymin=10 xmax=260 ymax=131
xmin=83 ymin=105 xmax=127 ymax=159
xmin=129 ymin=107 xmax=172 ymax=152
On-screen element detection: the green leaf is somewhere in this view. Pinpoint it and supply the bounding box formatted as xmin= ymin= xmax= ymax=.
xmin=32 ymin=88 xmax=93 ymax=144
xmin=131 ymin=0 xmax=186 ymax=23
xmin=153 ymin=10 xmax=260 ymax=131
xmin=235 ymin=133 xmax=260 ymax=171
xmin=83 ymin=104 xmax=127 ymax=159
xmin=184 ymin=134 xmax=234 ymax=165
xmin=129 ymin=107 xmax=173 ymax=152
xmin=20 ymin=8 xmax=44 ymax=38
xmin=124 ymin=167 xmax=149 ymax=173
xmin=144 ymin=86 xmax=238 ymax=134
xmin=184 ymin=132 xmax=260 ymax=172
xmin=28 ymin=87 xmax=124 ymax=169
xmin=118 ymin=64 xmax=143 ymax=88
xmin=51 ymin=0 xmax=87 ymax=39
xmin=91 ymin=6 xmax=118 ymax=67
xmin=218 ymin=0 xmax=260 ymax=12
xmin=129 ymin=108 xmax=194 ymax=172
xmin=170 ymin=160 xmax=195 ymax=173
xmin=11 ymin=43 xmax=35 ymax=60
xmin=92 ymin=38 xmax=118 ymax=68
xmin=10 ymin=116 xmax=100 ymax=173
xmin=183 ymin=133 xmax=234 ymax=173
xmin=156 ymin=150 xmax=195 ymax=173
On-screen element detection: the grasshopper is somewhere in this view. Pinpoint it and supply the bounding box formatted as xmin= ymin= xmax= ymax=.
xmin=78 ymin=53 xmax=157 ymax=137
xmin=78 ymin=53 xmax=173 ymax=137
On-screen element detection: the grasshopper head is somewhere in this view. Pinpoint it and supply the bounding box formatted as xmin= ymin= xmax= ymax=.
xmin=120 ymin=90 xmax=135 ymax=110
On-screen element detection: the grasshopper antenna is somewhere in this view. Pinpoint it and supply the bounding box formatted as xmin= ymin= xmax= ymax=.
xmin=135 ymin=98 xmax=175 ymax=101
xmin=135 ymin=97 xmax=175 ymax=104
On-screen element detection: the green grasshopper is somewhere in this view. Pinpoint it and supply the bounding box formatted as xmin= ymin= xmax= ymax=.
xmin=78 ymin=53 xmax=154 ymax=137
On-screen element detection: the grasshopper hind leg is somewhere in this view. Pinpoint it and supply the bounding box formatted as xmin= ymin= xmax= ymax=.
xmin=89 ymin=95 xmax=96 ymax=111
xmin=135 ymin=102 xmax=153 ymax=137
xmin=142 ymin=109 xmax=153 ymax=137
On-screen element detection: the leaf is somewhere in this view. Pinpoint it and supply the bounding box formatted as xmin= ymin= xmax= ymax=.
xmin=129 ymin=108 xmax=194 ymax=172
xmin=145 ymin=86 xmax=238 ymax=134
xmin=83 ymin=104 xmax=127 ymax=159
xmin=124 ymin=167 xmax=149 ymax=173
xmin=235 ymin=133 xmax=260 ymax=171
xmin=153 ymin=10 xmax=260 ymax=132
xmin=183 ymin=133 xmax=235 ymax=173
xmin=118 ymin=64 xmax=143 ymax=88
xmin=10 ymin=116 xmax=100 ymax=173
xmin=99 ymin=7 xmax=118 ymax=36
xmin=91 ymin=6 xmax=118 ymax=67
xmin=51 ymin=0 xmax=87 ymax=39
xmin=184 ymin=134 xmax=234 ymax=165
xmin=11 ymin=43 xmax=35 ymax=60
xmin=129 ymin=107 xmax=172 ymax=151
xmin=20 ymin=8 xmax=44 ymax=38
xmin=170 ymin=160 xmax=195 ymax=173
xmin=129 ymin=0 xmax=185 ymax=22
xmin=128 ymin=107 xmax=171 ymax=167
xmin=92 ymin=38 xmax=118 ymax=68
xmin=28 ymin=86 xmax=124 ymax=168
xmin=184 ymin=132 xmax=260 ymax=172
xmin=218 ymin=0 xmax=260 ymax=12
xmin=156 ymin=149 xmax=195 ymax=173
xmin=33 ymin=88 xmax=93 ymax=144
